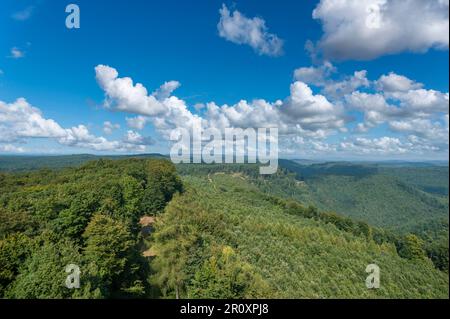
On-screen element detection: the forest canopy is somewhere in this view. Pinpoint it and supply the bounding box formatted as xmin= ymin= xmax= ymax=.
xmin=0 ymin=157 xmax=448 ymax=299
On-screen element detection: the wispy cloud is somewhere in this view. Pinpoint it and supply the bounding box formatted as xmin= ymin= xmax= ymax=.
xmin=103 ymin=121 xmax=120 ymax=134
xmin=0 ymin=144 xmax=25 ymax=153
xmin=9 ymin=47 xmax=25 ymax=59
xmin=11 ymin=6 xmax=35 ymax=21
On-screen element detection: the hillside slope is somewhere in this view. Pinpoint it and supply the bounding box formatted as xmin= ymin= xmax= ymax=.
xmin=276 ymin=161 xmax=449 ymax=232
xmin=149 ymin=172 xmax=449 ymax=298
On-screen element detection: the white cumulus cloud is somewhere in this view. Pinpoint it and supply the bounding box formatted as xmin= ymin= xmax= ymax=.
xmin=0 ymin=98 xmax=149 ymax=153
xmin=312 ymin=0 xmax=449 ymax=60
xmin=376 ymin=72 xmax=423 ymax=92
xmin=217 ymin=4 xmax=283 ymax=56
xmin=94 ymin=64 xmax=448 ymax=158
xmin=126 ymin=116 xmax=149 ymax=130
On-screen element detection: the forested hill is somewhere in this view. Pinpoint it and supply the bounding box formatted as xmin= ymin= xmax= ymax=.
xmin=155 ymin=173 xmax=448 ymax=298
xmin=1 ymin=158 xmax=448 ymax=298
xmin=176 ymin=162 xmax=449 ymax=273
xmin=2 ymin=155 xmax=447 ymax=244
xmin=0 ymin=154 xmax=167 ymax=172
xmin=1 ymin=155 xmax=447 ymax=236
xmin=275 ymin=160 xmax=449 ymax=231
xmin=0 ymin=159 xmax=183 ymax=298
xmin=176 ymin=160 xmax=448 ymax=232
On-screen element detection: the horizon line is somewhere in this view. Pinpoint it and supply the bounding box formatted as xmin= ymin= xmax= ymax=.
xmin=0 ymin=152 xmax=448 ymax=163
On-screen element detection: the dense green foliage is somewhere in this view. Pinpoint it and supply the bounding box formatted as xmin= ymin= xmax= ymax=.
xmin=380 ymin=166 xmax=449 ymax=196
xmin=149 ymin=173 xmax=448 ymax=298
xmin=0 ymin=158 xmax=181 ymax=298
xmin=0 ymin=156 xmax=448 ymax=298
xmin=176 ymin=161 xmax=449 ymax=234
xmin=176 ymin=162 xmax=449 ymax=272
xmin=274 ymin=161 xmax=449 ymax=231
xmin=277 ymin=162 xmax=449 ymax=273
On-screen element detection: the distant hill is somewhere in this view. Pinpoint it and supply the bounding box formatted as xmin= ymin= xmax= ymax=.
xmin=275 ymin=160 xmax=449 ymax=232
xmin=0 ymin=154 xmax=167 ymax=172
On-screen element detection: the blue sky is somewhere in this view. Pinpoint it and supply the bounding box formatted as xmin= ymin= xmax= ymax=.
xmin=0 ymin=0 xmax=449 ymax=159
